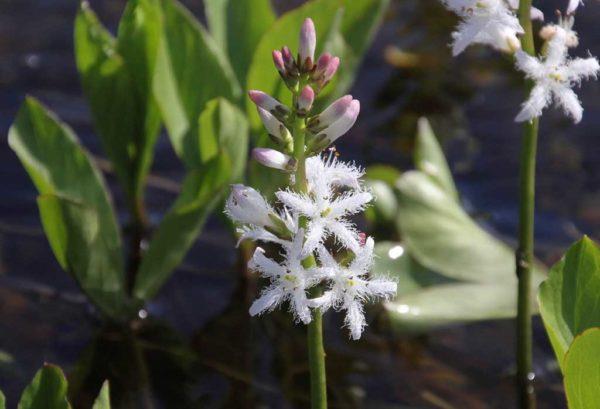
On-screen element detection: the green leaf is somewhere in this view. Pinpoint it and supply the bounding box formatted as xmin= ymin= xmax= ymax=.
xmin=8 ymin=97 xmax=126 ymax=317
xmin=75 ymin=1 xmax=162 ymax=201
xmin=365 ymin=180 xmax=398 ymax=224
xmin=92 ymin=381 xmax=111 ymax=409
xmin=153 ymin=0 xmax=241 ymax=168
xmin=538 ymin=236 xmax=600 ymax=369
xmin=0 ymin=390 xmax=5 ymax=409
xmin=134 ymin=155 xmax=232 ymax=301
xmin=37 ymin=195 xmax=127 ymax=317
xmin=396 ymin=171 xmax=545 ymax=284
xmin=204 ymin=0 xmax=275 ymax=87
xmin=563 ymin=327 xmax=600 ymax=409
xmin=384 ymin=283 xmax=518 ymax=334
xmin=414 ymin=117 xmax=458 ymax=201
xmin=18 ymin=364 xmax=70 ymax=409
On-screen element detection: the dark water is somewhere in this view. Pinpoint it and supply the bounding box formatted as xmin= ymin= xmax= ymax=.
xmin=0 ymin=0 xmax=598 ymax=407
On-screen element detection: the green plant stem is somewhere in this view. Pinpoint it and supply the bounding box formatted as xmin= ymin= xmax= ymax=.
xmin=516 ymin=1 xmax=538 ymax=408
xmin=126 ymin=195 xmax=148 ymax=297
xmin=292 ymin=115 xmax=327 ymax=409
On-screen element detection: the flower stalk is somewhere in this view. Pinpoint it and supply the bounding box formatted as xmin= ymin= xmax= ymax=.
xmin=516 ymin=1 xmax=537 ymax=408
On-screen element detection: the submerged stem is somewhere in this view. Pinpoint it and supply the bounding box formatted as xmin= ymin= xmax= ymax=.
xmin=292 ymin=113 xmax=327 ymax=409
xmin=516 ymin=1 xmax=538 ymax=408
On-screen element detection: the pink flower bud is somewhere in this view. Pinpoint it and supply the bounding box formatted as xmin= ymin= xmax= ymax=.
xmin=296 ymin=85 xmax=315 ymax=113
xmin=308 ymin=95 xmax=353 ymax=131
xmin=315 ymin=53 xmax=333 ymax=75
xmin=322 ymin=56 xmax=340 ymax=83
xmin=358 ymin=232 xmax=367 ymax=247
xmin=567 ymin=0 xmax=582 ymax=15
xmin=272 ymin=50 xmax=285 ymax=74
xmin=252 ymin=148 xmax=296 ymax=171
xmin=248 ymin=90 xmax=290 ymax=117
xmin=320 ymin=99 xmax=360 ymax=145
xmin=281 ymin=46 xmax=294 ymax=68
xmin=257 ymin=107 xmax=292 ymax=144
xmin=298 ymin=18 xmax=316 ymax=67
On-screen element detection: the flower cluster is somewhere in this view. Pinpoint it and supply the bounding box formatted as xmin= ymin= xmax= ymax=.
xmin=225 ymin=18 xmax=396 ymax=340
xmin=440 ymin=0 xmax=599 ymax=123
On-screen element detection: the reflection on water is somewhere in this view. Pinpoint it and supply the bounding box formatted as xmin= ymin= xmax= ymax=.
xmin=0 ymin=0 xmax=598 ymax=407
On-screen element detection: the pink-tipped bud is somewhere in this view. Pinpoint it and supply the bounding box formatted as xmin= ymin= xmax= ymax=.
xmin=322 ymin=56 xmax=339 ymax=83
xmin=308 ymin=95 xmax=353 ymax=131
xmin=257 ymin=107 xmax=292 ymax=144
xmin=252 ymin=148 xmax=296 ymax=171
xmin=296 ymin=85 xmax=315 ymax=114
xmin=315 ymin=53 xmax=333 ymax=75
xmin=320 ymin=99 xmax=360 ymax=145
xmin=298 ymin=18 xmax=316 ymax=67
xmin=281 ymin=46 xmax=294 ymax=69
xmin=272 ymin=50 xmax=285 ymax=74
xmin=248 ymin=90 xmax=290 ymax=118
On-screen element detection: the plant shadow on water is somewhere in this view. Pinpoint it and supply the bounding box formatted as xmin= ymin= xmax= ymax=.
xmin=0 ymin=0 xmax=599 ymax=407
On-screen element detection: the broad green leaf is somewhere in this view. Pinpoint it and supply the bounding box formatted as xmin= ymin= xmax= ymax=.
xmin=153 ymin=0 xmax=241 ymax=168
xmin=75 ymin=2 xmax=161 ymax=201
xmin=204 ymin=0 xmax=275 ymax=87
xmin=365 ymin=164 xmax=401 ymax=185
xmin=396 ymin=171 xmax=545 ymax=284
xmin=365 ymin=180 xmax=398 ymax=224
xmin=414 ymin=117 xmax=458 ymax=200
xmin=117 ymin=0 xmax=163 ymax=196
xmin=92 ymin=381 xmax=111 ymax=409
xmin=0 ymin=390 xmax=5 ymax=409
xmin=563 ymin=327 xmax=600 ymax=409
xmin=8 ymin=97 xmax=125 ymax=317
xmin=37 ymin=195 xmax=127 ymax=317
xmin=374 ymin=241 xmax=453 ymax=296
xmin=18 ymin=364 xmax=70 ymax=409
xmin=134 ymin=155 xmax=232 ymax=301
xmin=384 ymin=283 xmax=518 ymax=333
xmin=538 ymin=237 xmax=600 ymax=369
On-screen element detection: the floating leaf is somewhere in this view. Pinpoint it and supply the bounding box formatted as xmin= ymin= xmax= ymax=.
xmin=18 ymin=364 xmax=70 ymax=409
xmin=563 ymin=327 xmax=600 ymax=409
xmin=153 ymin=0 xmax=241 ymax=168
xmin=75 ymin=1 xmax=162 ymax=201
xmin=538 ymin=236 xmax=600 ymax=369
xmin=8 ymin=97 xmax=126 ymax=317
xmin=204 ymin=0 xmax=275 ymax=87
xmin=414 ymin=117 xmax=458 ymax=200
xmin=134 ymin=155 xmax=232 ymax=301
xmin=92 ymin=381 xmax=111 ymax=409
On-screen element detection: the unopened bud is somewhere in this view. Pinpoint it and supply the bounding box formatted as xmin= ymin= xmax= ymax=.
xmin=316 ymin=99 xmax=360 ymax=146
xmin=282 ymin=46 xmax=295 ymax=70
xmin=272 ymin=50 xmax=285 ymax=75
xmin=567 ymin=0 xmax=582 ymax=15
xmin=296 ymin=85 xmax=315 ymax=115
xmin=257 ymin=107 xmax=293 ymax=148
xmin=248 ymin=90 xmax=290 ymax=120
xmin=226 ymin=184 xmax=275 ymax=227
xmin=252 ymin=148 xmax=297 ymax=171
xmin=358 ymin=232 xmax=367 ymax=247
xmin=308 ymin=95 xmax=353 ymax=132
xmin=298 ymin=18 xmax=316 ymax=70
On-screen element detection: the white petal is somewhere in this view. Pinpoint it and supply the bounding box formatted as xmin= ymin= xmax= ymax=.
xmin=249 ymin=286 xmax=285 ymax=316
xmin=249 ymin=248 xmax=285 ymax=278
xmin=345 ymin=301 xmax=366 ymax=340
xmin=365 ymin=279 xmax=398 ymax=299
xmin=276 ymin=190 xmax=317 ymax=217
xmin=325 ymin=220 xmax=361 ymax=252
xmin=291 ymin=289 xmax=313 ymax=324
xmin=567 ymin=0 xmax=583 ymax=14
xmin=303 ymin=221 xmax=326 ymax=257
xmin=451 ymin=19 xmax=486 ymax=56
xmin=236 ymin=226 xmax=287 ymax=247
xmin=554 ymin=86 xmax=583 ymax=123
xmin=566 ymin=57 xmax=600 ymax=83
xmin=349 ymin=237 xmax=375 ymax=275
xmin=515 ymin=84 xmax=551 ymax=122
xmin=329 ymin=191 xmax=372 ymax=218
xmin=515 ymin=50 xmax=544 ymax=79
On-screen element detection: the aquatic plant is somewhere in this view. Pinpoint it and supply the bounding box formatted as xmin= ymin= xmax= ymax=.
xmin=438 ymin=0 xmax=599 ymax=407
xmin=225 ymin=18 xmax=397 ymax=408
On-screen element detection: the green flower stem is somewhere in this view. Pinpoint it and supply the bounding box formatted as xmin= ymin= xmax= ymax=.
xmin=292 ymin=114 xmax=327 ymax=409
xmin=516 ymin=1 xmax=538 ymax=408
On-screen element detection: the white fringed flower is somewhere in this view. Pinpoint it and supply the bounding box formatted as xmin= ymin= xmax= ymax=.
xmin=441 ymin=0 xmax=524 ymax=56
xmin=312 ymin=238 xmax=397 ymax=340
xmin=248 ymin=229 xmax=324 ymax=324
xmin=514 ymin=23 xmax=600 ymax=123
xmin=276 ymin=159 xmax=372 ymax=256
